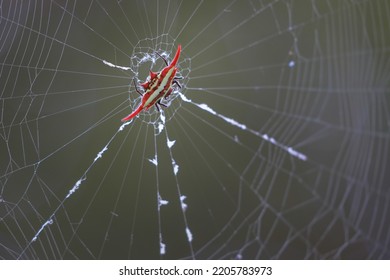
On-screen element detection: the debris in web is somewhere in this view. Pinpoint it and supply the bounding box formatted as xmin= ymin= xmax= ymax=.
xmin=102 ymin=60 xmax=132 ymax=71
xmin=159 ymin=238 xmax=166 ymax=255
xmin=180 ymin=195 xmax=188 ymax=211
xmin=148 ymin=155 xmax=158 ymax=166
xmin=185 ymin=227 xmax=193 ymax=242
xmin=29 ymin=122 xmax=129 ymax=243
xmin=178 ymin=92 xmax=307 ymax=161
xmin=32 ymin=219 xmax=53 ymax=242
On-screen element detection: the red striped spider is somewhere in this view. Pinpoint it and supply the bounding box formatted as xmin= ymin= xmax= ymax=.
xmin=121 ymin=45 xmax=182 ymax=122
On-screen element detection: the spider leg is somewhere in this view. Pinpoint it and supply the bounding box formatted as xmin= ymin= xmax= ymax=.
xmin=155 ymin=52 xmax=168 ymax=66
xmin=157 ymin=99 xmax=167 ymax=107
xmin=155 ymin=103 xmax=160 ymax=112
xmin=173 ymin=80 xmax=182 ymax=88
xmin=133 ymin=79 xmax=143 ymax=96
xmin=164 ymin=88 xmax=173 ymax=100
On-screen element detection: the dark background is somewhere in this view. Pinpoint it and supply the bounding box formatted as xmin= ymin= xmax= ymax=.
xmin=0 ymin=0 xmax=389 ymax=259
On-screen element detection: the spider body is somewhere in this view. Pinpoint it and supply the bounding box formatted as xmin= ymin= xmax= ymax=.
xmin=121 ymin=45 xmax=182 ymax=122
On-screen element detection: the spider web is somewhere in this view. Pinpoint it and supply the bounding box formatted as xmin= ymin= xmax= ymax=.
xmin=1 ymin=0 xmax=390 ymax=259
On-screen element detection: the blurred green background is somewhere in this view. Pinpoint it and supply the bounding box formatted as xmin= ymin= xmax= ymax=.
xmin=0 ymin=0 xmax=389 ymax=259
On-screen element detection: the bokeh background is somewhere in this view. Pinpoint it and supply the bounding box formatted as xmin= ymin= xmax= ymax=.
xmin=0 ymin=0 xmax=389 ymax=259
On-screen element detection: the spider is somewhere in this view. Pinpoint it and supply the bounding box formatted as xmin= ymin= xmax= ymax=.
xmin=121 ymin=44 xmax=182 ymax=122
